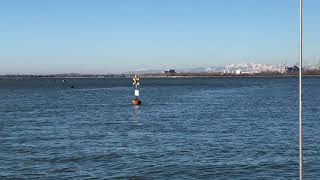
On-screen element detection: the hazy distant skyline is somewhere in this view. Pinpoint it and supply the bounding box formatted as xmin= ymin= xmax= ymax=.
xmin=1 ymin=0 xmax=320 ymax=74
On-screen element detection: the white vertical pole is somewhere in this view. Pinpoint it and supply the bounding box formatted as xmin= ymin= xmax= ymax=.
xmin=299 ymin=0 xmax=303 ymax=179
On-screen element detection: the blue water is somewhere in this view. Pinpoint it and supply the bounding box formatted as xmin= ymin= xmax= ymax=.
xmin=0 ymin=77 xmax=319 ymax=179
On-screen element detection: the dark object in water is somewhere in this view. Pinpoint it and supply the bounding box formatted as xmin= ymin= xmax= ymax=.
xmin=132 ymin=98 xmax=141 ymax=105
xmin=70 ymin=85 xmax=75 ymax=88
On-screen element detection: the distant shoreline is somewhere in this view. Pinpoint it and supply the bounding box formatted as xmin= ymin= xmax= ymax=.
xmin=1 ymin=73 xmax=320 ymax=79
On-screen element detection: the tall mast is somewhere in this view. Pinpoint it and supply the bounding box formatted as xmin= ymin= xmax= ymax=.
xmin=299 ymin=0 xmax=303 ymax=179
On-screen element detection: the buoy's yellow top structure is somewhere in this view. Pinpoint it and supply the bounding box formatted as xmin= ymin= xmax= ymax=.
xmin=132 ymin=75 xmax=141 ymax=105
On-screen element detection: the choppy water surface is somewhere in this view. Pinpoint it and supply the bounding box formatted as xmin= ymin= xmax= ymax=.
xmin=0 ymin=77 xmax=319 ymax=179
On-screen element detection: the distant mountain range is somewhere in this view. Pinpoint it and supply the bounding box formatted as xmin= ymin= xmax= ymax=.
xmin=3 ymin=63 xmax=318 ymax=76
xmin=128 ymin=67 xmax=226 ymax=74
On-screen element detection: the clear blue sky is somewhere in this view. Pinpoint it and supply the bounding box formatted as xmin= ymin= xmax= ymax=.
xmin=0 ymin=0 xmax=319 ymax=74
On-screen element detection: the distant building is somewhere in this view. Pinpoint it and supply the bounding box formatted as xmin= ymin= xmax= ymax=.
xmin=286 ymin=66 xmax=299 ymax=73
xmin=223 ymin=63 xmax=282 ymax=74
xmin=163 ymin=69 xmax=176 ymax=76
